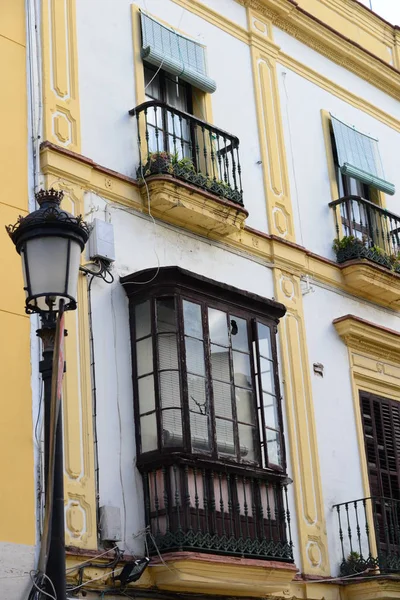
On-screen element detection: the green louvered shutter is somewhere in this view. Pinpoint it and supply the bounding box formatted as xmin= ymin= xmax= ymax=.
xmin=140 ymin=11 xmax=217 ymax=94
xmin=331 ymin=114 xmax=395 ymax=196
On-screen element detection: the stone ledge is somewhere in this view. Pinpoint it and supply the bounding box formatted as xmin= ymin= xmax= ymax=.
xmin=140 ymin=175 xmax=248 ymax=237
xmin=149 ymin=551 xmax=298 ymax=597
xmin=340 ymin=260 xmax=400 ymax=308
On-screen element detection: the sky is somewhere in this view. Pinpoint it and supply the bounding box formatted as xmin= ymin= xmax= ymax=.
xmin=357 ymin=0 xmax=400 ymax=25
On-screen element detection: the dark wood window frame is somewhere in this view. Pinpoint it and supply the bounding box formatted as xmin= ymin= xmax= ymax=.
xmin=122 ymin=266 xmax=287 ymax=475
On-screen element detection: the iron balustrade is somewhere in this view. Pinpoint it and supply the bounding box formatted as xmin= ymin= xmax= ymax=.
xmin=129 ymin=100 xmax=243 ymax=205
xmin=332 ymin=496 xmax=400 ymax=575
xmin=140 ymin=456 xmax=293 ymax=561
xmin=329 ymin=195 xmax=400 ymax=270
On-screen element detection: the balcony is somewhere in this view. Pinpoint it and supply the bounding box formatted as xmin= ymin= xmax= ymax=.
xmin=329 ymin=195 xmax=400 ymax=306
xmin=140 ymin=455 xmax=293 ymax=563
xmin=129 ymin=101 xmax=248 ymax=236
xmin=333 ymin=496 xmax=400 ymax=576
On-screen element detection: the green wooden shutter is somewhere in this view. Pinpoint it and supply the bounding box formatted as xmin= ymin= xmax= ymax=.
xmin=331 ymin=114 xmax=395 ymax=196
xmin=140 ymin=11 xmax=217 ymax=94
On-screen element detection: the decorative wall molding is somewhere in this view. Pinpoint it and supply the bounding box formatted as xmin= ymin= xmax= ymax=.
xmin=237 ymin=0 xmax=400 ymax=100
xmin=42 ymin=0 xmax=81 ymax=151
xmin=334 ymin=314 xmax=400 ymax=364
xmin=274 ymin=270 xmax=329 ymax=576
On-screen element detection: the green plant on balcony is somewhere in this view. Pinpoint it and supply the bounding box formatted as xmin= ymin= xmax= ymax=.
xmin=142 ymin=151 xmax=174 ymax=176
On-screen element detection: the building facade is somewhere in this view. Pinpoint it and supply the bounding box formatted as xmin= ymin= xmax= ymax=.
xmin=2 ymin=0 xmax=400 ymax=599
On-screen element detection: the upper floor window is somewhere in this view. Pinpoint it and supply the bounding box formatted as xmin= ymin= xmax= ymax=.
xmin=124 ymin=267 xmax=286 ymax=472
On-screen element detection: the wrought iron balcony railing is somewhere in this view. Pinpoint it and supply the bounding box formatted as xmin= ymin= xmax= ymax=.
xmin=329 ymin=195 xmax=400 ymax=271
xmin=140 ymin=456 xmax=294 ymax=562
xmin=333 ymin=496 xmax=400 ymax=575
xmin=129 ymin=100 xmax=243 ymax=205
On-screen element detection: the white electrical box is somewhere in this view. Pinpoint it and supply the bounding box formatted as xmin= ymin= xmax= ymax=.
xmin=89 ymin=218 xmax=115 ymax=262
xmin=99 ymin=505 xmax=121 ymax=542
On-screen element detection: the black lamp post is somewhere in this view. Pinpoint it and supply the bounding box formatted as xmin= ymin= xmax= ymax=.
xmin=6 ymin=189 xmax=91 ymax=599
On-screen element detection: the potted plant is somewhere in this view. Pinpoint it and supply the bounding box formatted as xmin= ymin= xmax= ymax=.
xmin=333 ymin=235 xmax=366 ymax=263
xmin=142 ymin=151 xmax=174 ymax=177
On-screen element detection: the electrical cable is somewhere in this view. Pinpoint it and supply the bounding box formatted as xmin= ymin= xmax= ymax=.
xmin=67 ymin=566 xmax=125 ymax=592
xmin=66 ymin=546 xmax=121 ymax=574
xmin=29 ymin=570 xmax=57 ymax=600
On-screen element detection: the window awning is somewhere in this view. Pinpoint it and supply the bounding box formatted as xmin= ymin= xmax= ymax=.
xmin=140 ymin=11 xmax=217 ymax=94
xmin=331 ymin=114 xmax=395 ymax=196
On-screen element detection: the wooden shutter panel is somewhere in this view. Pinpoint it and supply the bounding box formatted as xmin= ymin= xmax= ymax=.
xmin=360 ymin=391 xmax=400 ymax=501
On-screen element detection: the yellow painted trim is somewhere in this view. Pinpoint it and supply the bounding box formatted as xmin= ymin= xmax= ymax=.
xmin=131 ymin=4 xmax=145 ymax=107
xmin=41 ymin=0 xmax=81 ymax=151
xmin=273 ymin=270 xmax=329 ymax=575
xmin=249 ymin=10 xmax=294 ymax=242
xmin=321 ymin=109 xmax=339 ymax=202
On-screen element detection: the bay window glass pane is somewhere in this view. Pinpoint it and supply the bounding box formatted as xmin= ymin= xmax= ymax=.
xmin=138 ymin=374 xmax=155 ymax=414
xmin=260 ymin=358 xmax=275 ymax=394
xmin=188 ymin=374 xmax=207 ymax=414
xmin=157 ymin=298 xmax=176 ymax=332
xmin=266 ymin=429 xmax=282 ymax=466
xmin=136 ymin=337 xmax=153 ymax=376
xmin=189 ymin=375 xmax=210 ymax=453
xmin=263 ymin=393 xmax=279 ymax=430
xmin=185 ymin=337 xmax=205 ymax=376
xmin=162 ymin=409 xmax=183 ymax=446
xmin=233 ymin=351 xmax=252 ymax=388
xmin=210 ymin=345 xmax=230 ymax=382
xmin=257 ymin=323 xmax=272 ymax=359
xmin=141 ymin=414 xmax=157 ymax=452
xmin=158 ymin=334 xmax=178 ymax=370
xmin=208 ymin=308 xmax=229 ymax=346
xmin=213 ymin=380 xmax=232 ymax=419
xmin=135 ymin=301 xmax=151 ymax=339
xmin=183 ymin=300 xmax=203 ymax=339
xmin=216 ymin=418 xmax=235 ymax=456
xmin=230 ymin=316 xmax=249 ymax=352
xmin=235 ymin=388 xmax=255 ymax=424
xmin=238 ymin=423 xmax=256 ymax=462
xmin=190 ymin=413 xmax=211 ymax=452
xmin=160 ymin=371 xmax=181 ymax=408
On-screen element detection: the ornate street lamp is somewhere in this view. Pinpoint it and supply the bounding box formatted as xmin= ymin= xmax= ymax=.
xmin=6 ymin=188 xmax=91 ymax=600
xmin=7 ymin=188 xmax=91 ymax=314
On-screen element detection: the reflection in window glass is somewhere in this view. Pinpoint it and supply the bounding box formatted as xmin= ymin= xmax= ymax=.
xmin=230 ymin=316 xmax=248 ymax=352
xmin=266 ymin=429 xmax=281 ymax=466
xmin=208 ymin=308 xmax=229 ymax=346
xmin=235 ymin=388 xmax=254 ymax=424
xmin=136 ymin=337 xmax=153 ymax=377
xmin=260 ymin=358 xmax=275 ymax=395
xmin=141 ymin=414 xmax=157 ymax=452
xmin=185 ymin=337 xmax=205 ymax=376
xmin=216 ymin=418 xmax=235 ymax=456
xmin=160 ymin=371 xmax=181 ymax=408
xmin=157 ymin=298 xmax=176 ymax=332
xmin=138 ymin=375 xmax=155 ymax=414
xmin=210 ymin=345 xmax=230 ymax=382
xmin=238 ymin=423 xmax=256 ymax=462
xmin=257 ymin=323 xmax=272 ymax=359
xmin=233 ymin=352 xmax=252 ymax=388
xmin=158 ymin=334 xmax=179 ymax=370
xmin=183 ymin=300 xmax=203 ymax=339
xmin=135 ymin=301 xmax=151 ymax=339
xmin=213 ymin=380 xmax=233 ymax=419
xmin=162 ymin=410 xmax=183 ymax=446
xmin=263 ymin=393 xmax=279 ymax=430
